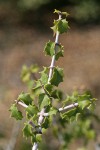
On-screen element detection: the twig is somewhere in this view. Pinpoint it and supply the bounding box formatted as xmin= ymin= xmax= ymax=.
xmin=15 ymin=100 xmax=28 ymax=108
xmin=32 ymin=142 xmax=38 ymax=150
xmin=15 ymin=100 xmax=78 ymax=115
xmin=48 ymin=14 xmax=62 ymax=83
xmin=38 ymin=108 xmax=45 ymax=125
xmin=58 ymin=103 xmax=78 ymax=112
xmin=38 ymin=112 xmax=49 ymax=117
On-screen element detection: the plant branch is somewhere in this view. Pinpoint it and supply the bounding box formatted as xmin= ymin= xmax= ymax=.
xmin=15 ymin=100 xmax=28 ymax=108
xmin=32 ymin=142 xmax=38 ymax=150
xmin=58 ymin=103 xmax=78 ymax=112
xmin=15 ymin=14 xmax=70 ymax=150
xmin=38 ymin=112 xmax=49 ymax=117
xmin=37 ymin=14 xmax=62 ymax=126
xmin=48 ymin=14 xmax=62 ymax=83
xmin=32 ymin=14 xmax=62 ymax=150
xmin=38 ymin=108 xmax=45 ymax=125
xmin=15 ymin=100 xmax=78 ymax=115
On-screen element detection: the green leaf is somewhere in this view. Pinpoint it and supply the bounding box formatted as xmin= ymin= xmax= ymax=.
xmin=32 ymin=80 xmax=42 ymax=92
xmin=58 ymin=19 xmax=69 ymax=34
xmin=27 ymin=80 xmax=34 ymax=89
xmin=31 ymin=115 xmax=38 ymax=126
xmin=23 ymin=123 xmax=32 ymax=138
xmin=56 ymin=50 xmax=63 ymax=60
xmin=26 ymin=105 xmax=38 ymax=116
xmin=62 ymin=94 xmax=77 ymax=107
xmin=78 ymin=100 xmax=91 ymax=110
xmin=78 ymin=94 xmax=91 ymax=101
xmin=21 ymin=64 xmax=39 ymax=83
xmin=54 ymin=9 xmax=69 ymax=17
xmin=51 ymin=19 xmax=69 ymax=34
xmin=44 ymin=41 xmax=64 ymax=60
xmin=55 ymin=49 xmax=63 ymax=60
xmin=44 ymin=84 xmax=53 ymax=95
xmin=44 ymin=41 xmax=55 ymax=56
xmin=70 ymin=116 xmax=76 ymax=123
xmin=76 ymin=113 xmax=81 ymax=121
xmin=87 ymin=103 xmax=95 ymax=111
xmin=21 ymin=65 xmax=30 ymax=82
xmin=9 ymin=104 xmax=23 ymax=120
xmin=62 ymin=97 xmax=71 ymax=108
xmin=39 ymin=67 xmax=48 ymax=84
xmin=36 ymin=134 xmax=42 ymax=142
xmin=31 ymin=135 xmax=36 ymax=144
xmin=38 ymin=93 xmax=50 ymax=109
xmin=51 ymin=89 xmax=63 ymax=100
xmin=18 ymin=92 xmax=33 ymax=105
xmin=60 ymin=108 xmax=77 ymax=121
xmin=42 ymin=117 xmax=50 ymax=129
xmin=55 ymin=44 xmax=64 ymax=60
xmin=54 ymin=9 xmax=61 ymax=14
xmin=65 ymin=108 xmax=77 ymax=118
xmin=30 ymin=64 xmax=39 ymax=73
xmin=49 ymin=107 xmax=58 ymax=116
xmin=51 ymin=20 xmax=58 ymax=34
xmin=50 ymin=67 xmax=63 ymax=86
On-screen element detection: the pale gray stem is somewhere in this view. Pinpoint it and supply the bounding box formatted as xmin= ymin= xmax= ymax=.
xmin=38 ymin=103 xmax=78 ymax=116
xmin=15 ymin=100 xmax=78 ymax=116
xmin=38 ymin=112 xmax=49 ymax=117
xmin=32 ymin=142 xmax=38 ymax=150
xmin=48 ymin=55 xmax=55 ymax=83
xmin=59 ymin=103 xmax=78 ymax=112
xmin=48 ymin=14 xmax=62 ymax=83
xmin=32 ymin=108 xmax=45 ymax=149
xmin=38 ymin=108 xmax=45 ymax=125
xmin=15 ymin=100 xmax=28 ymax=108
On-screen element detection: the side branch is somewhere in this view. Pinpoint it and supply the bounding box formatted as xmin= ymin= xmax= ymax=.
xmin=15 ymin=100 xmax=78 ymax=115
xmin=59 ymin=103 xmax=78 ymax=112
xmin=15 ymin=100 xmax=28 ymax=108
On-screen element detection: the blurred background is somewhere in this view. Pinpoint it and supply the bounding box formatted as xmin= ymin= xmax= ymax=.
xmin=0 ymin=0 xmax=100 ymax=150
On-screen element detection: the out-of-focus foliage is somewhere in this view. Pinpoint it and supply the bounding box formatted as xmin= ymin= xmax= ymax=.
xmin=73 ymin=0 xmax=100 ymax=23
xmin=18 ymin=0 xmax=50 ymax=10
xmin=0 ymin=0 xmax=50 ymax=10
xmin=0 ymin=0 xmax=100 ymax=24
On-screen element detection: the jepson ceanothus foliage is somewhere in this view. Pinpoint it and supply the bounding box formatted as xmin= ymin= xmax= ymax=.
xmin=10 ymin=10 xmax=97 ymax=150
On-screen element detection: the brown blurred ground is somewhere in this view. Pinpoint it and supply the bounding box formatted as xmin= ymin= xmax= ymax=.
xmin=0 ymin=23 xmax=100 ymax=149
